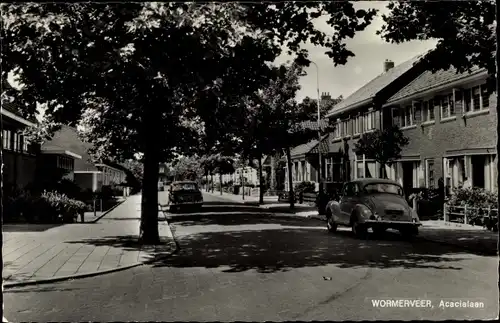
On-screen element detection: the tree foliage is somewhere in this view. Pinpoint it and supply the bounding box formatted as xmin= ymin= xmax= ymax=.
xmin=354 ymin=125 xmax=409 ymax=172
xmin=171 ymin=156 xmax=202 ymax=182
xmin=1 ymin=2 xmax=377 ymax=243
xmin=378 ymin=1 xmax=496 ymax=87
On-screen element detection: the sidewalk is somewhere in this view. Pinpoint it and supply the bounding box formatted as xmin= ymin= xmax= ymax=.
xmin=3 ymin=194 xmax=176 ymax=288
xmin=204 ymin=191 xmax=497 ymax=255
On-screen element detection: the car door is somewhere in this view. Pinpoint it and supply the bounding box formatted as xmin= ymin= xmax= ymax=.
xmin=339 ymin=183 xmax=354 ymax=225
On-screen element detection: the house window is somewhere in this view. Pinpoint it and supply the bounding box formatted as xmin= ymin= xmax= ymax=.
xmin=22 ymin=136 xmax=28 ymax=153
xmin=426 ymin=159 xmax=435 ymax=188
xmin=392 ymin=108 xmax=401 ymax=127
xmin=365 ymin=161 xmax=377 ymax=178
xmin=440 ymin=94 xmax=455 ymax=119
xmin=363 ymin=110 xmax=376 ymax=132
xmin=464 ymin=84 xmax=489 ymax=113
xmin=413 ymin=102 xmax=422 ymax=124
xmin=159 ymin=167 xmax=165 ymax=173
xmin=2 ymin=130 xmax=12 ymax=150
xmin=422 ymin=100 xmax=435 ymax=122
xmin=13 ymin=133 xmax=20 ymax=152
xmin=401 ymin=106 xmax=413 ymax=127
xmin=342 ymin=119 xmax=349 ymax=137
xmin=353 ymin=114 xmax=361 ymax=134
xmin=334 ymin=120 xmax=341 ymax=138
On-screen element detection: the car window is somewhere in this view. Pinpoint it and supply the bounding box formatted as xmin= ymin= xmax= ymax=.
xmin=363 ymin=183 xmax=403 ymax=196
xmin=343 ymin=183 xmax=354 ymax=196
xmin=172 ymin=183 xmax=198 ymax=191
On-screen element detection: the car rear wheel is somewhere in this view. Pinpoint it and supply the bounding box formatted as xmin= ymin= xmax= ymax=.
xmin=326 ymin=211 xmax=337 ymax=233
xmin=373 ymin=227 xmax=387 ymax=236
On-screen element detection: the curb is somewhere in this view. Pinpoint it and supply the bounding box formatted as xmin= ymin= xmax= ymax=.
xmin=4 ymin=205 xmax=179 ymax=289
xmin=3 ymin=262 xmax=144 ymax=289
xmin=89 ymin=198 xmax=127 ymax=223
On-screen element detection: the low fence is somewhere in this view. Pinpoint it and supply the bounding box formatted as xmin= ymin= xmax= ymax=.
xmin=444 ymin=204 xmax=498 ymax=228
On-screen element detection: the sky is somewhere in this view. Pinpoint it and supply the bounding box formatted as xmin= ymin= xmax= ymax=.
xmin=7 ymin=1 xmax=438 ymax=109
xmin=275 ymin=1 xmax=438 ymax=102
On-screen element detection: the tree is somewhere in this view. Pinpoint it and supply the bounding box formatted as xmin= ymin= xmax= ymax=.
xmin=302 ymin=95 xmax=343 ymax=119
xmin=171 ymin=156 xmax=202 ymax=182
xmin=378 ymin=1 xmax=495 ymax=88
xmin=2 ymin=2 xmax=376 ymax=243
xmin=257 ymin=63 xmax=333 ymax=208
xmin=213 ymin=154 xmax=235 ymax=195
xmin=354 ymin=125 xmax=409 ymax=179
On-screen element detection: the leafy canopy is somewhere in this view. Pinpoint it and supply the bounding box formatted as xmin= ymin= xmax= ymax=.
xmin=378 ymin=1 xmax=496 ymax=87
xmin=2 ymin=2 xmax=377 ymax=162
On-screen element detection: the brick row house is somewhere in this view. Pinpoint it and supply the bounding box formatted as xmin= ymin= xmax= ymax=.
xmin=316 ymin=53 xmax=496 ymax=194
xmin=383 ymin=66 xmax=496 ymax=193
xmin=2 ymin=104 xmax=83 ymax=190
xmin=2 ymin=104 xmax=40 ymax=189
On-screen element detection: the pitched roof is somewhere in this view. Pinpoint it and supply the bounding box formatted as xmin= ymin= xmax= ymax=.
xmin=386 ymin=66 xmax=486 ymax=104
xmin=42 ymin=125 xmax=99 ymax=171
xmin=290 ymin=139 xmax=319 ymax=158
xmin=326 ymin=52 xmax=426 ymax=117
xmin=1 ymin=101 xmax=36 ymax=127
xmin=309 ymin=135 xmax=331 ymax=154
xmin=299 ymin=119 xmax=329 ymax=131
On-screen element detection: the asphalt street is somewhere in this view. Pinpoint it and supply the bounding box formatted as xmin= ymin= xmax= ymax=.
xmin=4 ymin=193 xmax=498 ymax=321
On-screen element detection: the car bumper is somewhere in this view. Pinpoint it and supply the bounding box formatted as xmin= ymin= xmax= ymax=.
xmin=361 ymin=219 xmax=421 ymax=228
xmin=170 ymin=201 xmax=203 ymax=206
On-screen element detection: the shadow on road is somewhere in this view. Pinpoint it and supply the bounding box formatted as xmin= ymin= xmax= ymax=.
xmin=63 ymin=210 xmax=477 ymax=274
xmin=2 ymin=224 xmax=65 ymax=232
xmin=166 ymin=212 xmax=323 ymax=227
xmin=148 ymin=228 xmax=471 ymax=272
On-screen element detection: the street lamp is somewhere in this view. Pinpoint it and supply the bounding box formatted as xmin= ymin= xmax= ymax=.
xmin=310 ymin=61 xmax=323 ymax=194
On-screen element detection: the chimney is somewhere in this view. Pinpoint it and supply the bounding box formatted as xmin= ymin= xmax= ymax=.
xmin=321 ymin=92 xmax=331 ymax=101
xmin=384 ymin=59 xmax=395 ymax=72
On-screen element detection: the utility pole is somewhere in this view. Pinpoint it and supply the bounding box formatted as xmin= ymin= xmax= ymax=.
xmin=311 ymin=61 xmax=323 ymax=194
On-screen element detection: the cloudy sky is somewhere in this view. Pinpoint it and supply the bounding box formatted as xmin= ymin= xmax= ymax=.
xmin=276 ymin=1 xmax=437 ymax=102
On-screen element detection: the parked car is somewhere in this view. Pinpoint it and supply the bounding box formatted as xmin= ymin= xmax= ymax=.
xmin=168 ymin=181 xmax=203 ymax=212
xmin=324 ymin=178 xmax=421 ymax=239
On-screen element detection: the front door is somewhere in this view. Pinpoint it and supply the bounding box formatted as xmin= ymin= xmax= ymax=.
xmin=402 ymin=162 xmax=414 ymax=194
xmin=471 ymin=155 xmax=486 ymax=189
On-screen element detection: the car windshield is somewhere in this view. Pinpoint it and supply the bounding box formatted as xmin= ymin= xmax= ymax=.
xmin=172 ymin=183 xmax=198 ymax=191
xmin=363 ymin=183 xmax=403 ymax=196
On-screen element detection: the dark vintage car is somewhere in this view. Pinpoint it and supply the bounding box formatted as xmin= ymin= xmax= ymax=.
xmin=325 ymin=178 xmax=421 ymax=239
xmin=168 ymin=181 xmax=203 ymax=212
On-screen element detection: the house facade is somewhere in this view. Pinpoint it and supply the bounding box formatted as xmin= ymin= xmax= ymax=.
xmin=45 ymin=126 xmax=129 ymax=195
xmin=1 ymin=105 xmax=39 ymax=189
xmin=323 ymin=55 xmax=428 ymax=191
xmin=383 ymin=66 xmax=497 ymax=193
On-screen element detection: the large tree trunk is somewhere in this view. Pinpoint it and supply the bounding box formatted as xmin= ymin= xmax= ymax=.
xmin=258 ymin=153 xmax=264 ymax=205
xmin=241 ymin=167 xmax=245 ymax=200
xmin=270 ymin=155 xmax=276 ymax=191
xmin=139 ymin=115 xmax=160 ymax=244
xmin=210 ymin=173 xmax=214 ymax=193
xmin=219 ymin=173 xmax=223 ymax=195
xmin=285 ymin=147 xmax=295 ymax=209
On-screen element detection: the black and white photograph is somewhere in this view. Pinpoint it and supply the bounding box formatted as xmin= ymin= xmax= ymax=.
xmin=1 ymin=1 xmax=498 ymax=321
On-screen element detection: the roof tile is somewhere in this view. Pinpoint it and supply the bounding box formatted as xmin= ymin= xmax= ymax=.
xmin=327 ymin=53 xmax=426 ymax=115
xmin=387 ymin=66 xmax=485 ymax=103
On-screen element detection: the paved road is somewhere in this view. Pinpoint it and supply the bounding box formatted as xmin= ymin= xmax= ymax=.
xmin=4 ymin=193 xmax=497 ymax=321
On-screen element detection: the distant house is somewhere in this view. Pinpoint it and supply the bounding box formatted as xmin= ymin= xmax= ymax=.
xmin=1 ymin=103 xmax=40 ymax=189
xmin=43 ymin=126 xmax=129 ymax=195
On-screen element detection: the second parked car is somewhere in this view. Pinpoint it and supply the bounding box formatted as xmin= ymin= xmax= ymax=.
xmin=168 ymin=181 xmax=203 ymax=212
xmin=324 ymin=179 xmax=421 ymax=239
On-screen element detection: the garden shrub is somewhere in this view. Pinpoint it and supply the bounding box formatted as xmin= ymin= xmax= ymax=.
xmin=447 ymin=187 xmax=498 ymax=227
